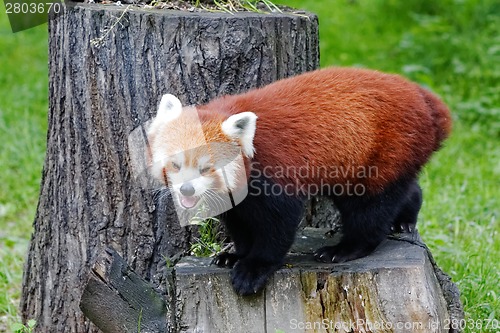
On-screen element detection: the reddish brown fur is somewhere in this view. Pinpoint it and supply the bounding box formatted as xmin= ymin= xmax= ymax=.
xmin=197 ymin=67 xmax=452 ymax=194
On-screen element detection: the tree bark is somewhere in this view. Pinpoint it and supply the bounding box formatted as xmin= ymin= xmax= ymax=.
xmin=20 ymin=3 xmax=319 ymax=332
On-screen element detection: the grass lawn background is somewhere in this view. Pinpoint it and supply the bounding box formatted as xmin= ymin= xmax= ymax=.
xmin=1 ymin=0 xmax=498 ymax=331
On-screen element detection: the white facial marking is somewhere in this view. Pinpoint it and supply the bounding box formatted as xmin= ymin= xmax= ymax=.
xmin=198 ymin=155 xmax=211 ymax=168
xmin=168 ymin=165 xmax=215 ymax=210
xmin=221 ymin=112 xmax=257 ymax=158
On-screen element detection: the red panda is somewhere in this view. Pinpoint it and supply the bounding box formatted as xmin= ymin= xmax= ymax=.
xmin=146 ymin=67 xmax=452 ymax=295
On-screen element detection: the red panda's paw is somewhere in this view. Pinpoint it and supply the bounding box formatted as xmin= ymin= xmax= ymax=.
xmin=314 ymin=244 xmax=374 ymax=263
xmin=230 ymin=259 xmax=280 ymax=296
xmin=212 ymin=252 xmax=240 ymax=268
xmin=391 ymin=220 xmax=417 ymax=234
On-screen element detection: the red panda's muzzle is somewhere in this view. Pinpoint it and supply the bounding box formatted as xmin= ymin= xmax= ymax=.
xmin=179 ymin=195 xmax=200 ymax=209
xmin=178 ymin=182 xmax=200 ymax=209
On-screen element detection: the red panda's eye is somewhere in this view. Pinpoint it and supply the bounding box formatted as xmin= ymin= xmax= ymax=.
xmin=200 ymin=166 xmax=211 ymax=175
xmin=171 ymin=162 xmax=181 ymax=171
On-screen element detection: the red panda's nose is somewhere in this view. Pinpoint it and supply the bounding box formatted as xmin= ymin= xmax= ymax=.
xmin=180 ymin=183 xmax=196 ymax=197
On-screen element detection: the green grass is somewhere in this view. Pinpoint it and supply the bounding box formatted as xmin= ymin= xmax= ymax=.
xmin=0 ymin=9 xmax=48 ymax=331
xmin=189 ymin=217 xmax=223 ymax=257
xmin=1 ymin=0 xmax=499 ymax=331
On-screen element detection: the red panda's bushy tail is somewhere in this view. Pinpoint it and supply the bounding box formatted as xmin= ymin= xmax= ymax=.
xmin=420 ymin=87 xmax=452 ymax=150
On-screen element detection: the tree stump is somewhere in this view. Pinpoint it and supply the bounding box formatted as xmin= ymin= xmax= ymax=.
xmin=174 ymin=230 xmax=452 ymax=333
xmin=79 ymin=229 xmax=463 ymax=333
xmin=20 ymin=3 xmax=319 ymax=332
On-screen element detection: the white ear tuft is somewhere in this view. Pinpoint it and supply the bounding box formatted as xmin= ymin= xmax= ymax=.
xmin=157 ymin=94 xmax=182 ymax=121
xmin=221 ymin=112 xmax=258 ymax=158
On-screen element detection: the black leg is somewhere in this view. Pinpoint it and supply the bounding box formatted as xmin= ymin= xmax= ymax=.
xmin=217 ymin=178 xmax=305 ymax=295
xmin=315 ymin=178 xmax=417 ymax=263
xmin=212 ymin=210 xmax=255 ymax=268
xmin=392 ymin=180 xmax=422 ymax=233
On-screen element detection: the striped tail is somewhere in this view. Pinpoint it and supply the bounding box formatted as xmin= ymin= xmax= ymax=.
xmin=420 ymin=87 xmax=452 ymax=150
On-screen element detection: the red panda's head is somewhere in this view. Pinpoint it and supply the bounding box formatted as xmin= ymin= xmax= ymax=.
xmin=146 ymin=94 xmax=256 ymax=216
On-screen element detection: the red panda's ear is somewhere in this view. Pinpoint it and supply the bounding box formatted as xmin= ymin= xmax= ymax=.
xmin=156 ymin=94 xmax=182 ymax=121
xmin=148 ymin=94 xmax=183 ymax=137
xmin=221 ymin=112 xmax=258 ymax=158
